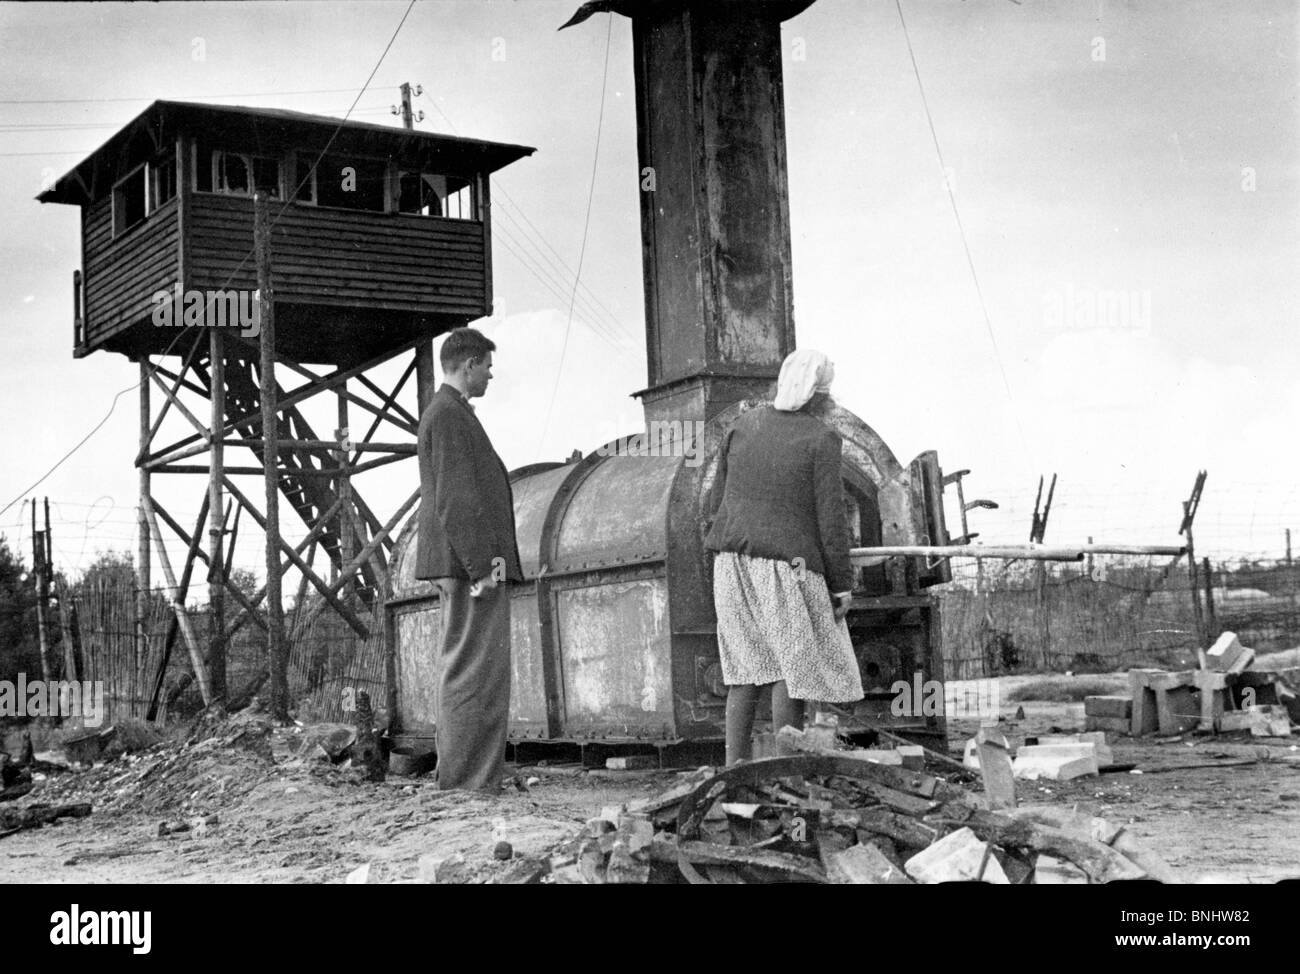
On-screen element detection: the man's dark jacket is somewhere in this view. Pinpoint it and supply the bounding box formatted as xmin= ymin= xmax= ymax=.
xmin=415 ymin=384 xmax=524 ymax=583
xmin=704 ymin=405 xmax=854 ymax=594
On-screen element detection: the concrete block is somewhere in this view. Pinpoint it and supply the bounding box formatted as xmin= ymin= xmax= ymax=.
xmin=1013 ymin=745 xmax=1099 ymax=781
xmin=1218 ymin=711 xmax=1254 ymax=732
xmin=896 ymin=745 xmax=926 ymax=770
xmin=1038 ymin=732 xmax=1113 ymax=767
xmin=1034 ymin=854 xmax=1089 ymax=884
xmin=828 ymin=843 xmax=914 ymax=884
xmin=904 ymin=827 xmax=1009 ymax=884
xmin=1226 ymin=648 xmax=1256 ymax=675
xmin=1085 ymin=695 xmax=1132 ymax=719
xmin=1086 ymin=715 xmax=1130 ymax=733
xmin=861 ymin=748 xmax=904 ymax=766
xmin=977 ymin=738 xmax=1017 ymax=810
xmin=1157 ymin=685 xmax=1201 ymax=735
xmin=1128 ymin=669 xmax=1163 ymax=735
xmin=1206 ymin=632 xmax=1245 ymax=672
xmin=1148 ymin=670 xmax=1195 ymax=690
xmin=1194 ymin=670 xmax=1228 ymax=730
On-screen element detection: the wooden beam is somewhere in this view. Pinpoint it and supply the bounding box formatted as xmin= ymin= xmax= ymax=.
xmin=153 ymin=499 xmax=266 ymax=633
xmin=141 ymin=495 xmax=211 ymax=706
xmin=147 ymin=492 xmax=209 ymax=721
xmin=256 ymin=193 xmax=290 ymax=721
xmin=356 ymin=372 xmax=418 ymax=429
xmin=226 ymin=494 xmax=345 ymax=638
xmin=295 ymin=490 xmax=416 ymax=634
xmin=221 ymin=475 xmax=370 ymax=639
xmin=222 ymin=333 xmax=425 ymax=438
xmin=138 ymin=332 xmax=205 ymax=462
xmin=152 ymin=364 xmax=210 ymax=398
xmin=353 ymin=358 xmax=416 ymax=464
xmin=208 ymin=328 xmax=227 ymax=704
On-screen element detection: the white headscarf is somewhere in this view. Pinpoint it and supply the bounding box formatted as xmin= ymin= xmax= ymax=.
xmin=773 ymin=348 xmax=835 ymax=411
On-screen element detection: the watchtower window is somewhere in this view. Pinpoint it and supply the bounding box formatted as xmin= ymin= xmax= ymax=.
xmin=151 ymin=154 xmax=176 ymax=209
xmin=293 ymin=154 xmax=317 ymax=204
xmin=397 ymin=171 xmax=442 ymax=216
xmin=395 ymin=170 xmax=476 ymax=219
xmin=112 ymin=164 xmax=147 ymax=236
xmin=315 ymin=154 xmax=387 ymax=212
xmin=209 ymin=150 xmax=282 ymax=198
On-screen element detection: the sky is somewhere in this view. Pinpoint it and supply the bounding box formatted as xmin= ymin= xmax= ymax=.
xmin=0 ymin=0 xmax=1297 ymax=589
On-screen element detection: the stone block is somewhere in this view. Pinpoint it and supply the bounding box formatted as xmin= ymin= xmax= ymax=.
xmin=828 ymin=843 xmax=914 ymax=885
xmin=897 ymin=745 xmax=926 ymax=770
xmin=1085 ymin=715 xmax=1130 ymax=733
xmin=1226 ymin=648 xmax=1256 ymax=675
xmin=977 ymin=738 xmax=1017 ymax=810
xmin=1205 ymin=631 xmax=1245 ymax=672
xmin=904 ymin=827 xmax=1009 ymax=884
xmin=1157 ymin=685 xmax=1201 ymax=735
xmin=1084 ymin=695 xmax=1132 ymax=719
xmin=1034 ymin=854 xmax=1089 ymax=884
xmin=1013 ymin=745 xmax=1099 ymax=781
xmin=1037 ymin=732 xmax=1114 ymax=767
xmin=861 ymin=748 xmax=904 ymax=766
xmin=1128 ymin=669 xmax=1163 ymax=735
xmin=962 ymin=739 xmax=982 ymax=771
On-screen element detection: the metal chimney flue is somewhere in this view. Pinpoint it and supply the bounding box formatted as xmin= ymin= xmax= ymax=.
xmin=565 ymin=0 xmax=816 ymax=428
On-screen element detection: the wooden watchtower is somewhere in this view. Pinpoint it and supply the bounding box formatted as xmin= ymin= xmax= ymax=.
xmin=39 ymin=100 xmax=534 ymax=710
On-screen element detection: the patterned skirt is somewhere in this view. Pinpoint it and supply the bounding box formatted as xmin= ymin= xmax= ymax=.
xmin=712 ymin=551 xmax=864 ymax=703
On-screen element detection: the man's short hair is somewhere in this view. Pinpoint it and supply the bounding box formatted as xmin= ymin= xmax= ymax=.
xmin=440 ymin=328 xmax=496 ymax=373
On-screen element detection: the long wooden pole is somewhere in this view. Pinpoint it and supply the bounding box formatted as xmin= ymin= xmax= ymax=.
xmin=849 ymin=543 xmax=1185 ymax=565
xmin=32 ymin=499 xmax=51 ymax=685
xmin=142 ymin=495 xmax=211 ymax=706
xmin=137 ymin=364 xmax=152 ymax=631
xmin=255 ymin=193 xmax=288 ymax=721
xmin=208 ymin=328 xmax=226 ymax=705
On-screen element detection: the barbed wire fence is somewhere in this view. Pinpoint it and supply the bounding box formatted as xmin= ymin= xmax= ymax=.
xmin=936 ymin=552 xmax=1300 ymax=681
xmin=9 ymin=481 xmax=1299 ymax=720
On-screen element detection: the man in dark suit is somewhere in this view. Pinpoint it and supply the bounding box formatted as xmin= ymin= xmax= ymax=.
xmin=415 ymin=328 xmax=523 ymax=793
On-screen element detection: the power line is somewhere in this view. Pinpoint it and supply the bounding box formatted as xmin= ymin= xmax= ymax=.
xmin=893 ymin=0 xmax=1029 ymax=462
xmin=537 ymin=12 xmax=615 ymax=458
xmin=0 ymin=86 xmax=402 ymax=106
xmin=418 ymin=86 xmax=638 ymax=352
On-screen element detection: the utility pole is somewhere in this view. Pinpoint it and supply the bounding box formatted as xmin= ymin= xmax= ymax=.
xmin=394 ymin=82 xmax=424 ymax=131
xmin=31 ymin=498 xmax=52 ymax=685
xmin=396 ymin=81 xmax=436 ymax=421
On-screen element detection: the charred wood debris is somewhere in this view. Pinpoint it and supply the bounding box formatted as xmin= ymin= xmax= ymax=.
xmin=502 ymin=722 xmax=1179 ymax=885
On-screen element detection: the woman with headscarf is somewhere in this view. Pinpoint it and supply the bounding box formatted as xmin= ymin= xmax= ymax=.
xmin=704 ymin=348 xmax=864 ymax=764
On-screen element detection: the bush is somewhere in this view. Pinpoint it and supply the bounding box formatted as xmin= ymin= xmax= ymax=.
xmin=1006 ymin=676 xmax=1126 ymax=703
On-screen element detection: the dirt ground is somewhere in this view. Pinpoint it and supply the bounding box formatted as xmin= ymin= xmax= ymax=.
xmin=3 ymin=671 xmax=1299 ymax=884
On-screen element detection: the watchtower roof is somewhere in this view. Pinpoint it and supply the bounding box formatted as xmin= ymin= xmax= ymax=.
xmin=38 ymin=99 xmax=535 ymax=207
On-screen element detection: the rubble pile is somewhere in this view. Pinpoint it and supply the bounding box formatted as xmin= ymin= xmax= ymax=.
xmin=1087 ymin=633 xmax=1300 ymax=738
xmin=17 ymin=711 xmax=279 ymax=818
xmin=503 ymin=726 xmax=1177 ymax=885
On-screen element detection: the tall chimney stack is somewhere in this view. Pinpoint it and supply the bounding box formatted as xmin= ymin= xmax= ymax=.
xmin=565 ymin=0 xmax=816 ymax=426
